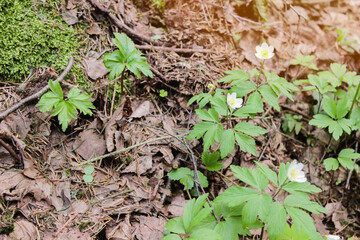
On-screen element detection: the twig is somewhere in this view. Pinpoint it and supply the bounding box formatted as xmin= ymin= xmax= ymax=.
xmin=0 ymin=57 xmax=74 ymax=121
xmin=199 ymin=0 xmax=210 ymax=26
xmin=135 ymin=44 xmax=211 ymax=54
xmin=0 ymin=138 xmax=20 ymax=161
xmin=88 ymin=0 xmax=158 ymax=45
xmin=257 ymin=130 xmax=274 ymax=162
xmin=319 ymin=138 xmax=332 ymax=165
xmin=76 ymin=134 xmax=183 ymax=166
xmin=282 ymin=0 xmax=309 ymax=21
xmin=280 ymin=104 xmax=311 ymax=120
xmin=50 ymin=213 xmax=78 ymax=240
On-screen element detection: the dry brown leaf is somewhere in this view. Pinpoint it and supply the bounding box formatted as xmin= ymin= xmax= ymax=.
xmin=82 ymin=53 xmax=108 ymax=80
xmin=135 ymin=216 xmax=166 ymax=240
xmin=130 ymin=101 xmax=151 ymax=118
xmin=8 ymin=219 xmax=38 ymax=240
xmin=167 ymin=194 xmax=187 ymax=217
xmin=122 ymin=155 xmax=153 ymax=175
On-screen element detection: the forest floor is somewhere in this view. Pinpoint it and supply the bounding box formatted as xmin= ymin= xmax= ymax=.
xmin=1 ymin=0 xmax=360 ymax=239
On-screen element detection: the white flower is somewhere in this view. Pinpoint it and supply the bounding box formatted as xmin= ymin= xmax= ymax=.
xmin=227 ymin=93 xmax=243 ymax=109
xmin=287 ymin=160 xmax=307 ymax=183
xmin=208 ymin=83 xmax=215 ymax=90
xmin=255 ymin=42 xmax=275 ymax=60
xmin=325 ymin=235 xmax=340 ymax=240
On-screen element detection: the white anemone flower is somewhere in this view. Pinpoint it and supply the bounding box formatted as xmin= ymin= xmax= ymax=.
xmin=208 ymin=83 xmax=215 ymax=90
xmin=287 ymin=160 xmax=307 ymax=183
xmin=255 ymin=42 xmax=275 ymax=60
xmin=325 ymin=235 xmax=340 ymax=240
xmin=227 ymin=93 xmax=243 ymax=110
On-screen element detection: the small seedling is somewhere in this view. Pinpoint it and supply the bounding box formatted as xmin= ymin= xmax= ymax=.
xmin=36 ymin=80 xmax=95 ymax=131
xmin=83 ymin=165 xmax=95 ymax=183
xmin=159 ymin=89 xmax=168 ymax=97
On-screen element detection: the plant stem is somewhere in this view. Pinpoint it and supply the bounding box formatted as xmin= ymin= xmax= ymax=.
xmin=256 ymin=59 xmax=266 ymax=89
xmin=260 ymin=225 xmax=265 ymax=240
xmin=120 ymin=71 xmax=125 ymax=95
xmin=347 ymin=83 xmax=360 ymax=118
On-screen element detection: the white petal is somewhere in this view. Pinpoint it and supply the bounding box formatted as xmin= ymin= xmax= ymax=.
xmin=261 ymin=42 xmax=268 ymax=48
xmin=295 ymin=177 xmax=307 ymax=183
xmin=234 ymin=99 xmax=243 ymax=108
xmin=268 ymin=52 xmax=275 ymax=59
xmin=238 ymin=98 xmax=243 ymax=105
xmin=255 ymin=52 xmax=263 ymax=59
xmin=256 ymin=45 xmax=261 ymax=53
xmin=230 ymin=92 xmax=237 ymax=99
xmin=269 ymin=45 xmax=274 ymax=53
xmin=296 ymin=163 xmax=304 ymax=170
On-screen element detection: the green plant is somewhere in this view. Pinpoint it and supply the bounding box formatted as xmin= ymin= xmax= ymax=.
xmin=168 ymin=167 xmax=208 ymax=191
xmin=103 ymin=33 xmax=153 ymax=95
xmin=152 ymin=0 xmax=166 ymax=12
xmin=290 ymin=53 xmax=318 ymax=71
xmin=163 ymin=161 xmax=327 ymax=240
xmin=324 ymin=149 xmax=360 ymax=171
xmin=282 ymin=114 xmax=304 ymax=135
xmin=36 ymin=80 xmax=95 ymax=131
xmin=336 ymin=28 xmax=358 ymax=53
xmin=0 ymin=0 xmax=83 ymax=83
xmin=83 ymin=165 xmax=95 ymax=183
xmin=160 ymin=89 xmax=168 ymax=97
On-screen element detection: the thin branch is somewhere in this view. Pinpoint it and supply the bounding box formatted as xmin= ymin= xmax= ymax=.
xmin=0 ymin=138 xmax=20 ymax=161
xmin=76 ymin=134 xmax=183 ymax=166
xmin=135 ymin=44 xmax=212 ymax=54
xmin=0 ymin=57 xmax=74 ymax=121
xmin=282 ymin=0 xmax=309 ymax=21
xmin=88 ymin=0 xmax=158 ymax=45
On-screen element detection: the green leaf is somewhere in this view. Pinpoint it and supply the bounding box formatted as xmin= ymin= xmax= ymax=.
xmin=214 ymin=218 xmax=240 ymax=240
xmin=330 ymin=63 xmax=346 ymax=79
xmin=187 ymin=122 xmax=218 ymax=140
xmin=189 ymin=229 xmax=224 ymax=240
xmin=84 ymin=165 xmax=94 ymax=175
xmin=233 ymin=91 xmax=263 ymax=117
xmin=242 ymin=193 xmax=272 ymax=226
xmin=197 ymin=171 xmax=209 ymax=188
xmin=309 ymin=114 xmax=333 ymax=128
xmin=183 ymin=194 xmax=210 ymax=232
xmin=217 ymin=69 xmax=249 ymax=83
xmin=48 ymin=80 xmax=63 ymax=98
xmin=324 ymin=158 xmax=339 ymax=171
xmin=283 ymin=182 xmax=322 ymax=194
xmin=36 ymin=91 xmax=62 ymax=113
xmin=180 ymin=175 xmax=194 ymax=190
xmin=219 ymin=129 xmax=235 ymax=158
xmin=285 ymin=206 xmax=317 ymax=237
xmin=274 ymin=224 xmax=312 ymax=240
xmin=214 ymin=186 xmax=259 ymax=207
xmin=255 ymin=162 xmax=278 ymax=186
xmin=284 ymin=194 xmax=327 ymax=214
xmin=318 ymin=71 xmax=341 ymax=88
xmin=166 ymin=217 xmax=186 ymax=234
xmin=266 ymin=202 xmax=287 ymax=238
xmin=210 ymin=95 xmax=228 ymax=116
xmin=278 ymin=162 xmax=290 ymax=186
xmin=322 ymin=97 xmax=337 ymax=119
xmin=336 ymin=95 xmax=350 ymax=119
xmin=195 ymin=109 xmax=219 ymax=122
xmin=161 ymin=234 xmax=182 ymax=240
xmin=231 ymin=81 xmax=256 ymax=97
xmin=338 ymin=148 xmax=360 ymax=170
xmin=51 ymin=100 xmax=78 ymax=131
xmin=203 ymin=123 xmax=223 ymax=151
xmin=83 ymin=174 xmax=93 ymax=183
xmin=258 ymin=85 xmax=280 ymax=111
xmin=290 ymin=54 xmax=318 ymax=70
xmin=231 ymin=166 xmax=268 ymax=191
xmin=235 ymin=132 xmax=257 ymax=156
xmin=234 ymin=122 xmax=268 ymax=136
xmin=68 ymin=88 xmax=95 ymax=115
xmin=202 ymin=152 xmax=223 ymax=171
xmin=328 ymin=120 xmax=344 ymax=140
xmin=168 ymin=168 xmax=193 ymax=180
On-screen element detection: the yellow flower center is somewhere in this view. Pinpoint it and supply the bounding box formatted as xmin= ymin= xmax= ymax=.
xmin=261 ymin=49 xmax=269 ymax=57
xmin=229 ymin=99 xmax=236 ymax=107
xmin=291 ymin=169 xmax=299 ymax=179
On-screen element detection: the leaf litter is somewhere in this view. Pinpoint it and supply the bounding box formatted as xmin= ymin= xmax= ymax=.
xmin=0 ymin=0 xmax=360 ymax=239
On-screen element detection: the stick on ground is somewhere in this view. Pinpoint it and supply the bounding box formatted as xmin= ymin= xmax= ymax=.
xmin=0 ymin=57 xmax=74 ymax=121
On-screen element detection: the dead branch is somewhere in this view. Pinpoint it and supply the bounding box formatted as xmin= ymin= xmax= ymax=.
xmin=88 ymin=0 xmax=158 ymax=45
xmin=0 ymin=57 xmax=74 ymax=121
xmin=0 ymin=138 xmax=20 ymax=161
xmin=135 ymin=44 xmax=212 ymax=54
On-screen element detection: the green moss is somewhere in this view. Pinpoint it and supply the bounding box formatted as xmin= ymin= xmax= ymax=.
xmin=0 ymin=0 xmax=84 ymax=83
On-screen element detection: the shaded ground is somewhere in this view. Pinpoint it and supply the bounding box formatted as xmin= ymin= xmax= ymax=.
xmin=1 ymin=0 xmax=360 ymax=239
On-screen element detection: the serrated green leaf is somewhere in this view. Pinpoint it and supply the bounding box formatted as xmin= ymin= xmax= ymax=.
xmin=197 ymin=171 xmax=209 ymax=188
xmin=189 ymin=228 xmax=224 ymax=240
xmin=202 ymin=152 xmax=223 ymax=171
xmin=36 ymin=91 xmax=63 ymax=113
xmin=235 ymin=132 xmax=257 ymax=156
xmin=278 ymin=162 xmax=290 ymax=186
xmin=322 ymin=97 xmax=337 ymax=119
xmin=339 ymin=148 xmax=360 ymax=159
xmin=220 ymin=129 xmax=235 ymax=158
xmin=242 ymin=193 xmax=272 ymax=226
xmin=283 ymin=182 xmax=322 ymax=194
xmin=328 ymin=120 xmax=343 ymax=140
xmin=285 ymin=206 xmax=317 ymax=237
xmin=330 ymin=63 xmax=346 ymax=79
xmin=180 ymin=175 xmax=194 ymax=190
xmin=84 ymin=165 xmax=94 ymax=175
xmin=258 ymin=85 xmax=280 ymax=111
xmin=51 ymin=100 xmax=77 ymax=131
xmin=168 ymin=167 xmax=193 ymax=180
xmin=255 ymin=162 xmax=278 ymax=186
xmin=187 ymin=122 xmax=218 ymax=140
xmin=216 ymin=69 xmax=249 ymax=83
xmin=48 ymin=80 xmax=63 ymax=98
xmin=68 ymin=89 xmax=95 ymax=115
xmin=234 ymin=122 xmax=268 ymax=136
xmin=183 ymin=194 xmax=209 ymax=232
xmin=161 ymin=234 xmax=182 ymax=240
xmin=324 ymin=158 xmax=339 ymax=171
xmin=214 ymin=218 xmax=241 ymax=240
xmin=284 ymin=194 xmax=327 ymax=214
xmin=266 ymin=202 xmax=287 ymax=238
xmin=233 ymin=91 xmax=264 ymax=116
xmin=230 ymin=81 xmax=256 ymax=97
xmin=214 ymin=186 xmax=259 ymax=207
xmin=318 ymin=71 xmax=341 ymax=88
xmin=204 ymin=123 xmax=223 ymax=151
xmin=210 ymin=95 xmax=228 ymax=116
xmin=274 ymin=223 xmax=312 ymax=240
xmin=195 ymin=109 xmax=219 ymax=122
xmin=309 ymin=114 xmax=333 ymax=128
xmin=187 ymin=94 xmax=204 ymax=107
xmin=166 ymin=217 xmax=186 ymax=234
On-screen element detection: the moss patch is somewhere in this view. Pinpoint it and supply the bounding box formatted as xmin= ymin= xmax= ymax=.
xmin=0 ymin=0 xmax=84 ymax=82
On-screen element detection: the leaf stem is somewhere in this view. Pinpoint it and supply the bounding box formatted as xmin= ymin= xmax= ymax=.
xmin=256 ymin=59 xmax=266 ymax=90
xmin=260 ymin=225 xmax=265 ymax=240
xmin=347 ymin=83 xmax=360 ymax=118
